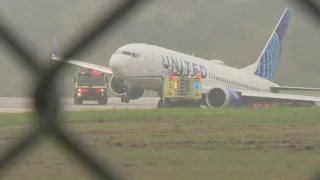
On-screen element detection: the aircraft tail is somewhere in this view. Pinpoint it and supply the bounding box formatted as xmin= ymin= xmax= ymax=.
xmin=241 ymin=8 xmax=292 ymax=82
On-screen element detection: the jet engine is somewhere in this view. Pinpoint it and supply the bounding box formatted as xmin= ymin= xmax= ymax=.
xmin=108 ymin=75 xmax=126 ymax=97
xmin=205 ymin=87 xmax=242 ymax=108
xmin=108 ymin=75 xmax=144 ymax=100
xmin=127 ymin=87 xmax=144 ymax=100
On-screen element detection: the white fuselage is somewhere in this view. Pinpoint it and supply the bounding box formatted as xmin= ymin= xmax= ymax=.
xmin=109 ymin=43 xmax=279 ymax=94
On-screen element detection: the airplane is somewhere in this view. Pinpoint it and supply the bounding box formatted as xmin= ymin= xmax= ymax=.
xmin=52 ymin=8 xmax=320 ymax=108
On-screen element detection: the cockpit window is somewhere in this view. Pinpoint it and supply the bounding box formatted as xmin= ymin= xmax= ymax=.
xmin=116 ymin=50 xmax=140 ymax=58
xmin=132 ymin=53 xmax=140 ymax=58
xmin=122 ymin=51 xmax=131 ymax=56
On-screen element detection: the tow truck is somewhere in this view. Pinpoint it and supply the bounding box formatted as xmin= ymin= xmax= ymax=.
xmin=73 ymin=69 xmax=108 ymax=105
xmin=158 ymin=72 xmax=202 ymax=108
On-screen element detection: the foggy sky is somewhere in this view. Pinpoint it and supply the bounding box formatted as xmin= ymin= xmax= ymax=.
xmin=0 ymin=0 xmax=319 ymax=97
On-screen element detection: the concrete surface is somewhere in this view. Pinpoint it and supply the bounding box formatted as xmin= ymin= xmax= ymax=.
xmin=0 ymin=97 xmax=160 ymax=113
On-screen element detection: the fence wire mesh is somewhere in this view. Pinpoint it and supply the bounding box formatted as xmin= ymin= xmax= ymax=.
xmin=0 ymin=0 xmax=319 ymax=179
xmin=0 ymin=0 xmax=147 ymax=179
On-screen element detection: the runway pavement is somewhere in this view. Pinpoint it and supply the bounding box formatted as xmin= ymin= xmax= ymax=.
xmin=0 ymin=97 xmax=160 ymax=113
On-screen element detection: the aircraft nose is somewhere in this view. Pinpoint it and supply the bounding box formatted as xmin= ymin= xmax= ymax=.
xmin=109 ymin=54 xmax=127 ymax=75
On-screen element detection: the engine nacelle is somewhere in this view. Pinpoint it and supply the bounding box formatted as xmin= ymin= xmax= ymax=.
xmin=127 ymin=87 xmax=144 ymax=100
xmin=210 ymin=59 xmax=226 ymax=66
xmin=108 ymin=75 xmax=144 ymax=100
xmin=108 ymin=75 xmax=126 ymax=97
xmin=205 ymin=87 xmax=242 ymax=108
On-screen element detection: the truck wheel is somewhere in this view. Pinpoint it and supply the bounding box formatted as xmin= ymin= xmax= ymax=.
xmin=161 ymin=99 xmax=171 ymax=108
xmin=74 ymin=97 xmax=83 ymax=105
xmin=98 ymin=96 xmax=108 ymax=105
xmin=157 ymin=99 xmax=163 ymax=108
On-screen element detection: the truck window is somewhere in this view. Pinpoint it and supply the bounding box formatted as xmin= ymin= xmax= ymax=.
xmin=77 ymin=75 xmax=105 ymax=86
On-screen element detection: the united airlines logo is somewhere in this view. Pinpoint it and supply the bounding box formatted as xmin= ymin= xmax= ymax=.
xmin=161 ymin=55 xmax=207 ymax=79
xmin=255 ymin=32 xmax=280 ymax=82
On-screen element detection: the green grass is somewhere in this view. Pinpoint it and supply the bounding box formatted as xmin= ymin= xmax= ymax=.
xmin=0 ymin=108 xmax=320 ymax=180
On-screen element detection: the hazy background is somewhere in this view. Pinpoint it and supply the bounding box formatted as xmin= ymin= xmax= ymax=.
xmin=0 ymin=0 xmax=319 ymax=97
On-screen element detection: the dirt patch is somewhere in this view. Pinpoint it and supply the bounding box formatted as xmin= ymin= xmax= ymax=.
xmin=82 ymin=138 xmax=317 ymax=152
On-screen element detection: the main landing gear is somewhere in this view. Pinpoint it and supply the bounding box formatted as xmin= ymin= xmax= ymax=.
xmin=120 ymin=93 xmax=130 ymax=103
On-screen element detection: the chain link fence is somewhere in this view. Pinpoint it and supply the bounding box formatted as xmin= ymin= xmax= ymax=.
xmin=0 ymin=0 xmax=148 ymax=179
xmin=0 ymin=0 xmax=319 ymax=179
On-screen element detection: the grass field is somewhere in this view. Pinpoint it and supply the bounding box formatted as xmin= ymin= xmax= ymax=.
xmin=0 ymin=108 xmax=319 ymax=179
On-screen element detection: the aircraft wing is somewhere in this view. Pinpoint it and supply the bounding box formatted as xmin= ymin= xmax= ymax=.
xmin=270 ymin=86 xmax=320 ymax=92
xmin=202 ymin=86 xmax=320 ymax=106
xmin=239 ymin=91 xmax=320 ymax=103
xmin=51 ymin=56 xmax=113 ymax=75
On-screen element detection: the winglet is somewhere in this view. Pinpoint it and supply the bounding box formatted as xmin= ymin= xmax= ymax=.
xmin=51 ymin=35 xmax=61 ymax=61
xmin=52 ymin=35 xmax=59 ymax=58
